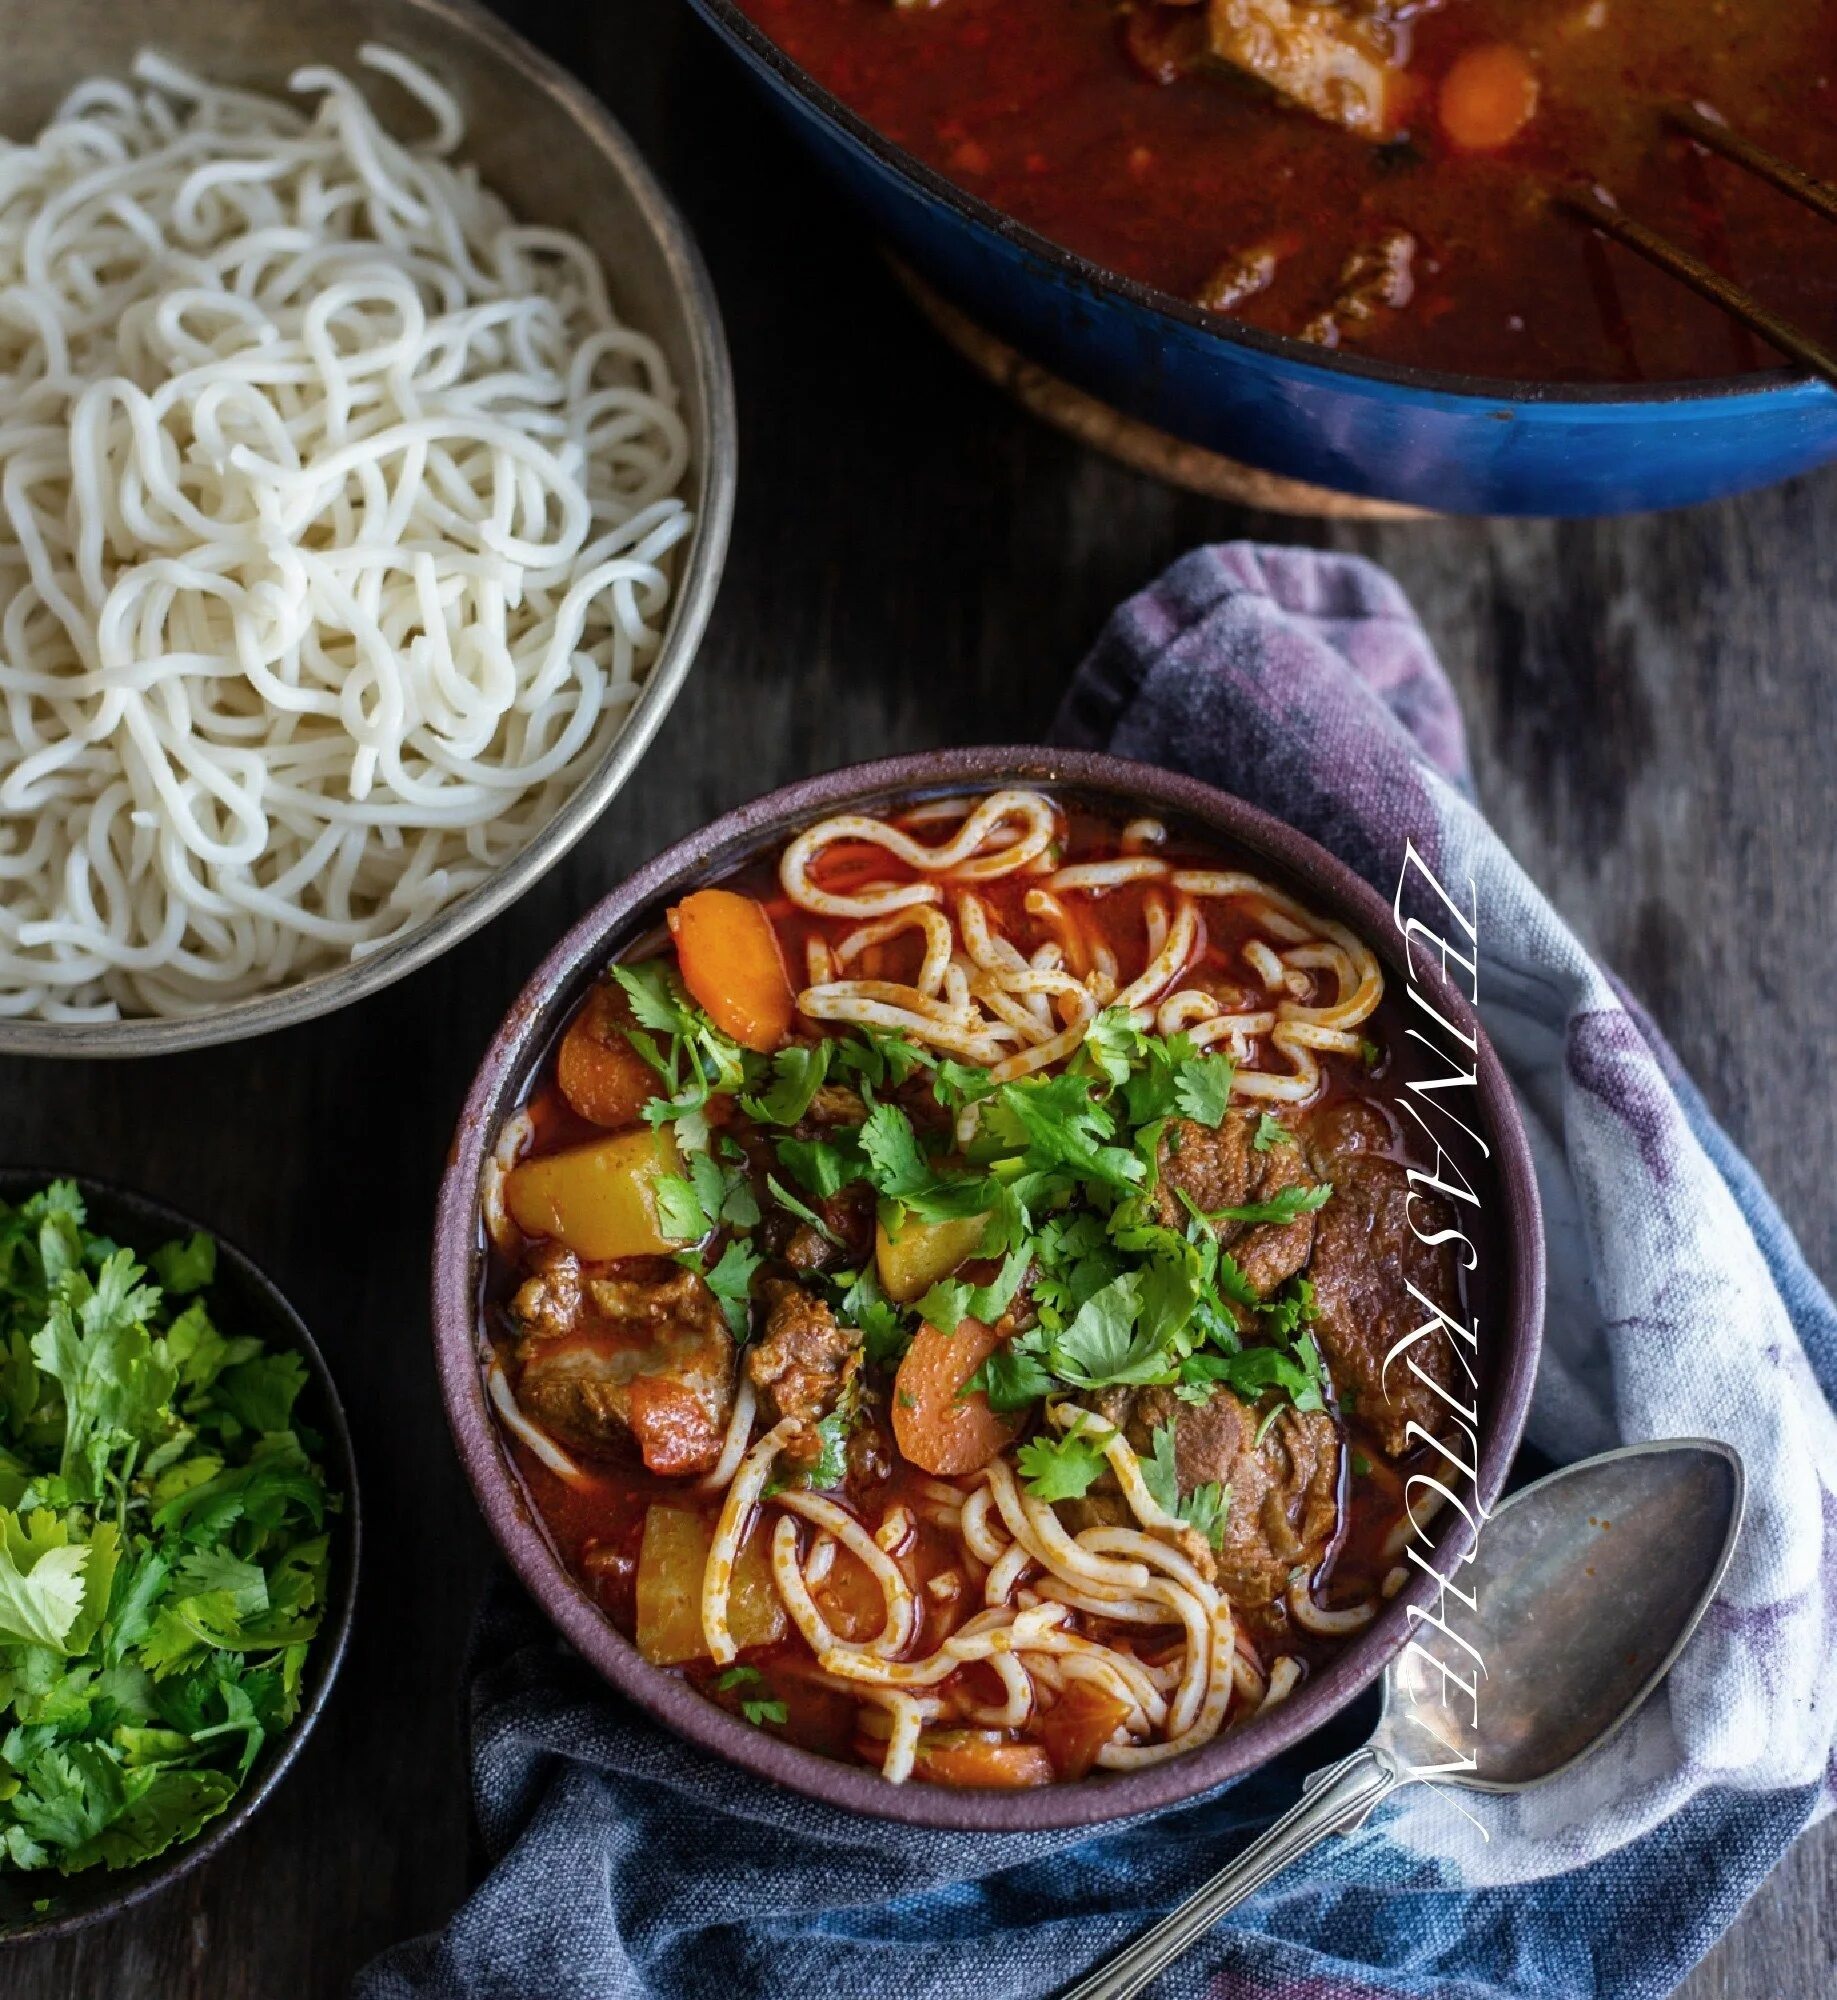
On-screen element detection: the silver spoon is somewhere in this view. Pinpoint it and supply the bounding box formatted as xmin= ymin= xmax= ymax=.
xmin=1064 ymin=1438 xmax=1746 ymax=2000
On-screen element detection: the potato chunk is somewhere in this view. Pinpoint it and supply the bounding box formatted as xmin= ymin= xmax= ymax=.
xmin=504 ymin=1127 xmax=686 ymax=1260
xmin=875 ymin=1211 xmax=991 ymax=1305
xmin=634 ymin=1505 xmax=785 ymax=1666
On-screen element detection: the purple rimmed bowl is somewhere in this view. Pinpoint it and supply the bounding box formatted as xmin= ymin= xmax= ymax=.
xmin=430 ymin=746 xmax=1544 ymax=1831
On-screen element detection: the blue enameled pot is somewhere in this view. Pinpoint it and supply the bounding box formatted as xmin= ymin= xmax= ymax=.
xmin=689 ymin=0 xmax=1837 ymax=517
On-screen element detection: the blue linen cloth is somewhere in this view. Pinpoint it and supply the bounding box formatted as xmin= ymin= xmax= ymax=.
xmin=361 ymin=545 xmax=1837 ymax=2000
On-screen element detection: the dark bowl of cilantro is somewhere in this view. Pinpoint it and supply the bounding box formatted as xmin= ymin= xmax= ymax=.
xmin=0 ymin=1172 xmax=356 ymax=1940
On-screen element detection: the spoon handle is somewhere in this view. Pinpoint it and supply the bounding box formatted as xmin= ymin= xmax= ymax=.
xmin=1059 ymin=1746 xmax=1404 ymax=2000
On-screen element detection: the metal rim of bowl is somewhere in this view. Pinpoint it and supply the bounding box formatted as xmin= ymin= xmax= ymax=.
xmin=0 ymin=0 xmax=738 ymax=1061
xmin=429 ymin=745 xmax=1547 ymax=1833
xmin=0 ymin=1169 xmax=360 ymax=1944
xmin=694 ymin=0 xmax=1821 ymax=411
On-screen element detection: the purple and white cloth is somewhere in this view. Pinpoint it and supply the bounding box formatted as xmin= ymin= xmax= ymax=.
xmin=361 ymin=545 xmax=1837 ymax=2000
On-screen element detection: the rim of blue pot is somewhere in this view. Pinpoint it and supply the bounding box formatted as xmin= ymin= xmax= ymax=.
xmin=693 ymin=0 xmax=1825 ymax=412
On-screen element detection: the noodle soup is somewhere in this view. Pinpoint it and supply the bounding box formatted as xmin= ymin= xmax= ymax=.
xmin=479 ymin=787 xmax=1485 ymax=1788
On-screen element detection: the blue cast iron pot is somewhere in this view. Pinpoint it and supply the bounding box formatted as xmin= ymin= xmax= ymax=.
xmin=688 ymin=0 xmax=1837 ymax=517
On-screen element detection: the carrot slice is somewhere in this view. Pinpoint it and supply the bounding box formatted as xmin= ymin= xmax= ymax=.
xmin=911 ymin=1733 xmax=1055 ymax=1789
xmin=891 ymin=1317 xmax=1023 ymax=1477
xmin=1438 ymin=43 xmax=1539 ymax=153
xmin=557 ymin=982 xmax=656 ymax=1128
xmin=1037 ymin=1681 xmax=1133 ymax=1781
xmin=667 ymin=889 xmax=796 ymax=1054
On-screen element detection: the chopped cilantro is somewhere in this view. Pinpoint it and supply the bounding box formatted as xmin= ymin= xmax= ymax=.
xmin=611 ymin=961 xmax=763 ymax=1126
xmin=916 ymin=1244 xmax=1031 ymax=1335
xmin=654 ymin=1150 xmax=757 ymax=1246
xmin=740 ymin=1041 xmax=832 ymax=1125
xmin=1016 ymin=1420 xmax=1109 ymax=1501
xmin=774 ymin=1133 xmax=862 ymax=1200
xmin=799 ymin=1393 xmax=855 ymax=1490
xmin=0 ymin=1183 xmax=336 ymax=1879
xmin=858 ymin=1103 xmax=994 ymax=1221
xmin=1251 ymin=1114 xmax=1289 ymax=1154
xmin=150 ymin=1233 xmax=216 ymax=1296
xmin=715 ymin=1665 xmax=786 ymax=1727
xmin=764 ymin=1175 xmax=843 ymax=1247
xmin=698 ymin=1239 xmax=763 ymax=1340
xmin=1171 ymin=1053 xmax=1235 ymax=1128
xmin=835 ymin=1269 xmax=908 ymax=1368
xmin=1140 ymin=1422 xmax=1230 ymax=1549
xmin=968 ymin=1327 xmax=1055 ymax=1412
xmin=1208 ymin=1183 xmax=1333 ymax=1228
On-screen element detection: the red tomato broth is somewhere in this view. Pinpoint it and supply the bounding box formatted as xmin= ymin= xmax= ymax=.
xmin=483 ymin=793 xmax=1493 ymax=1785
xmin=735 ymin=0 xmax=1837 ymax=384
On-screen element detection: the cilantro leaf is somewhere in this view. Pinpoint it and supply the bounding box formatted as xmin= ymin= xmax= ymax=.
xmin=1141 ymin=1422 xmax=1181 ymax=1518
xmin=774 ymin=1134 xmax=862 ymax=1201
xmin=1140 ymin=1423 xmax=1230 ymax=1548
xmin=1181 ymin=1481 xmax=1231 ymax=1550
xmin=969 ymin=1326 xmax=1055 ymax=1412
xmin=836 ymin=1269 xmax=908 ymax=1369
xmin=858 ymin=1104 xmax=994 ymax=1220
xmin=1015 ymin=1422 xmax=1109 ymax=1501
xmin=653 ymin=1172 xmax=712 ymax=1246
xmin=798 ymin=1395 xmax=855 ymax=1491
xmin=742 ymin=1696 xmax=788 ymax=1727
xmin=1251 ymin=1114 xmax=1289 ymax=1154
xmin=916 ymin=1244 xmax=1030 ymax=1336
xmin=1083 ymin=1008 xmax=1147 ymax=1087
xmin=1208 ymin=1183 xmax=1332 ymax=1227
xmin=0 ymin=1509 xmax=91 ymax=1650
xmin=150 ymin=1234 xmax=216 ymax=1296
xmin=1047 ymin=1272 xmax=1179 ymax=1389
xmin=741 ymin=1041 xmax=832 ymax=1125
xmin=700 ymin=1239 xmax=762 ymax=1339
xmin=1171 ymin=1053 xmax=1235 ymax=1128
xmin=764 ymin=1175 xmax=843 ymax=1248
xmin=31 ymin=1253 xmax=177 ymax=1501
xmin=213 ymin=1352 xmax=307 ymax=1436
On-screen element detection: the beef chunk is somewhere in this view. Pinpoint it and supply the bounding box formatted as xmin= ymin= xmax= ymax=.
xmin=513 ymin=1261 xmax=734 ymax=1477
xmin=1305 ymin=1095 xmax=1395 ymax=1164
xmin=747 ymin=1279 xmax=863 ymax=1461
xmin=1153 ymin=1110 xmax=1319 ymax=1296
xmin=509 ymin=1239 xmax=583 ymax=1342
xmin=1204 ymin=0 xmax=1409 ymax=137
xmin=1305 ymin=1134 xmax=1463 ymax=1456
xmin=1121 ymin=1385 xmax=1341 ymax=1606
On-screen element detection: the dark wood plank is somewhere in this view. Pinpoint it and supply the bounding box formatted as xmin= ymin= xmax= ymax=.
xmin=0 ymin=1 xmax=1830 ymax=1991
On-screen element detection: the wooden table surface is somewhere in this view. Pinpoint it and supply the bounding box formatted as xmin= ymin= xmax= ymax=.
xmin=5 ymin=2 xmax=1833 ymax=1993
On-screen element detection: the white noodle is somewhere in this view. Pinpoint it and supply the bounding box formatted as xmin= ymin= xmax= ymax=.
xmin=0 ymin=48 xmax=692 ymax=1019
xmin=485 ymin=1356 xmax=585 ymax=1485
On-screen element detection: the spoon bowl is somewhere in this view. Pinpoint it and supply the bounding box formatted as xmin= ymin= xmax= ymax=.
xmin=1068 ymin=1438 xmax=1746 ymax=2000
xmin=1382 ymin=1440 xmax=1745 ymax=1791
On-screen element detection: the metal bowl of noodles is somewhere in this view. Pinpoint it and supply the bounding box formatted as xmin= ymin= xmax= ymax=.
xmin=0 ymin=0 xmax=734 ymax=1058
